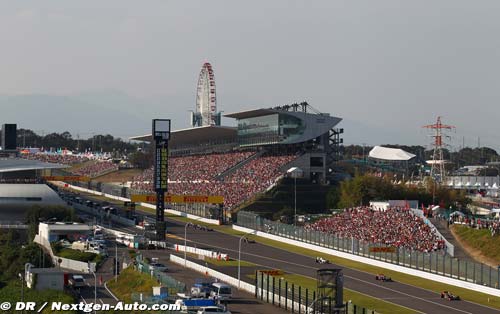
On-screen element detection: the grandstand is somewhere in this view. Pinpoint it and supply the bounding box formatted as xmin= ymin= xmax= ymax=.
xmin=305 ymin=206 xmax=446 ymax=253
xmin=20 ymin=152 xmax=119 ymax=178
xmin=129 ymin=102 xmax=343 ymax=215
xmin=0 ymin=158 xmax=69 ymax=221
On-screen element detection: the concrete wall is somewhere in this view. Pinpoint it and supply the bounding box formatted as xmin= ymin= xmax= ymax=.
xmin=173 ymin=244 xmax=229 ymax=260
xmin=233 ymin=225 xmax=500 ymax=298
xmin=27 ymin=271 xmax=64 ymax=291
xmin=34 ymin=234 xmax=96 ymax=274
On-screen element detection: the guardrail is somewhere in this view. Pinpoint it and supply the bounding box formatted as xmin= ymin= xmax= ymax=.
xmin=173 ymin=244 xmax=229 ymax=261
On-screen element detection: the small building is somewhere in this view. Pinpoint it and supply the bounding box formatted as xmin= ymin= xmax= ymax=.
xmin=26 ymin=268 xmax=65 ymax=291
xmin=370 ymin=200 xmax=419 ymax=211
xmin=38 ymin=222 xmax=92 ymax=243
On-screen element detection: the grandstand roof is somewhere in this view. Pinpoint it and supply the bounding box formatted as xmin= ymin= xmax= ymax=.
xmin=130 ymin=125 xmax=237 ymax=145
xmin=0 ymin=184 xmax=66 ymax=219
xmin=224 ymin=109 xmax=277 ymax=119
xmin=0 ymin=158 xmax=69 ymax=173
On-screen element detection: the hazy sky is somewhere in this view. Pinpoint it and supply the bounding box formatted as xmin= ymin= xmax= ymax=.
xmin=1 ymin=1 xmax=499 ymax=150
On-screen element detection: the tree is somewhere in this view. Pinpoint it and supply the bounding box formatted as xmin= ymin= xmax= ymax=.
xmin=129 ymin=151 xmax=153 ymax=169
xmin=336 ymin=173 xmax=470 ymax=210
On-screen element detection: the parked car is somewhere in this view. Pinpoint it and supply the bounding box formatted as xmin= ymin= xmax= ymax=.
xmin=197 ymin=306 xmax=231 ymax=314
xmin=68 ymin=275 xmax=86 ymax=288
xmin=210 ymin=283 xmax=232 ymax=302
xmin=149 ymin=262 xmax=168 ymax=272
xmin=191 ymin=285 xmax=212 ymax=298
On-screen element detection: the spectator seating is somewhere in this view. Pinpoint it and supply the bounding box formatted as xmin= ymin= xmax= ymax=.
xmin=305 ymin=206 xmax=446 ymax=253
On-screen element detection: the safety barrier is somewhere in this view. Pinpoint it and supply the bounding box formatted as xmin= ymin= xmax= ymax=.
xmin=174 ymin=244 xmax=229 ymax=261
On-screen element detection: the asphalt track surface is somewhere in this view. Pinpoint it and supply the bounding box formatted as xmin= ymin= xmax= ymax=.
xmin=69 ymin=191 xmax=500 ymax=314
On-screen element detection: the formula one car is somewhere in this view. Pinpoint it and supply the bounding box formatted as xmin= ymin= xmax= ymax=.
xmin=375 ymin=274 xmax=392 ymax=282
xmin=441 ymin=291 xmax=460 ymax=301
xmin=315 ymin=257 xmax=330 ymax=264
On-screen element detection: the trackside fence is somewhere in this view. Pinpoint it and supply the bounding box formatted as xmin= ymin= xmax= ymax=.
xmin=237 ymin=211 xmax=500 ymax=290
xmin=256 ymin=271 xmax=379 ymax=314
xmin=134 ymin=255 xmax=186 ymax=296
xmin=170 ymin=254 xmax=375 ymax=314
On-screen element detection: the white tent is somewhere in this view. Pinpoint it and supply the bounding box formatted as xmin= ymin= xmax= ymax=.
xmin=368 ymin=146 xmax=416 ymax=161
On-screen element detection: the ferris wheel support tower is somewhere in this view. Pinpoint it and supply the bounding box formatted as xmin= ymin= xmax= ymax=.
xmin=422 ymin=117 xmax=455 ymax=183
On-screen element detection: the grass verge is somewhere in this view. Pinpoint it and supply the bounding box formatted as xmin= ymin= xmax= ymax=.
xmin=107 ymin=266 xmax=159 ymax=303
xmin=451 ymin=224 xmax=500 ymax=265
xmin=0 ymin=280 xmax=76 ymax=314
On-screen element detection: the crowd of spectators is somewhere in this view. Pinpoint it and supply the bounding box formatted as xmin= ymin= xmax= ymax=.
xmin=21 ymin=153 xmax=89 ymax=165
xmin=71 ymin=160 xmax=119 ymax=178
xmin=447 ymin=214 xmax=500 ymax=236
xmin=130 ymin=151 xmax=297 ymax=209
xmin=305 ymin=206 xmax=446 ymax=253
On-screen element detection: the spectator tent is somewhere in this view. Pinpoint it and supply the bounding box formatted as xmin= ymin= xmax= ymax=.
xmin=368 ymin=146 xmax=416 ymax=161
xmin=368 ymin=146 xmax=416 ymax=175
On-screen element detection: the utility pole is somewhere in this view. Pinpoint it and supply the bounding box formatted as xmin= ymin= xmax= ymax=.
xmin=422 ymin=117 xmax=455 ymax=183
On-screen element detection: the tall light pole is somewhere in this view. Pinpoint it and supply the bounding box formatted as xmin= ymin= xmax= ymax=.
xmin=115 ymin=241 xmax=118 ymax=283
xmin=238 ymin=231 xmax=254 ymax=289
xmin=184 ymin=217 xmax=202 ymax=267
xmin=294 ymin=175 xmax=297 ymax=226
xmin=287 ymin=167 xmax=302 ymax=226
xmin=18 ymin=273 xmax=24 ymax=314
xmin=184 ymin=222 xmax=191 ymax=268
xmin=91 ymin=270 xmax=97 ymax=311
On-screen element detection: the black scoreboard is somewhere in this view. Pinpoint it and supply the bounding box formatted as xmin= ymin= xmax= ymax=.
xmin=1 ymin=124 xmax=16 ymax=150
xmin=152 ymin=119 xmax=170 ymax=240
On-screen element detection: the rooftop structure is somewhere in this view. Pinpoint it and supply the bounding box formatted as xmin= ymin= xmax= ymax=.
xmin=0 ymin=158 xmax=68 ymax=173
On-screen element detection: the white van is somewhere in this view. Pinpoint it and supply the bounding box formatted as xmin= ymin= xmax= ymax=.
xmin=210 ymin=283 xmax=232 ymax=302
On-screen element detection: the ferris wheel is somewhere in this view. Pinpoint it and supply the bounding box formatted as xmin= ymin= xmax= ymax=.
xmin=195 ymin=62 xmax=217 ymax=126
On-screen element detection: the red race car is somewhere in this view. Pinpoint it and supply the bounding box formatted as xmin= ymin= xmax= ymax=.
xmin=375 ymin=274 xmax=392 ymax=282
xmin=441 ymin=291 xmax=460 ymax=301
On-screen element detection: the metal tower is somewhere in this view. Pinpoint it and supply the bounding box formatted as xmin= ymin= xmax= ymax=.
xmin=422 ymin=117 xmax=455 ymax=182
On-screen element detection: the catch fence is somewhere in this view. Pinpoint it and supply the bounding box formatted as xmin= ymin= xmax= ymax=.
xmin=238 ymin=211 xmax=500 ymax=290
xmin=255 ymin=270 xmax=379 ymax=314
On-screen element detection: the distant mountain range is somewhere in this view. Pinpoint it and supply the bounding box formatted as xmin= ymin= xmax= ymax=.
xmin=0 ymin=91 xmax=189 ymax=140
xmin=0 ymin=90 xmax=412 ymax=145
